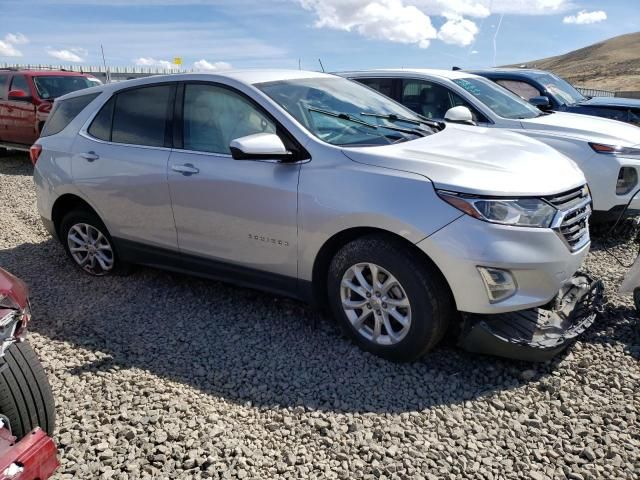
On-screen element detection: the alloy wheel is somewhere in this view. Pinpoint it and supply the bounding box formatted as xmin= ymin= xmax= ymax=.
xmin=340 ymin=262 xmax=412 ymax=345
xmin=67 ymin=223 xmax=114 ymax=276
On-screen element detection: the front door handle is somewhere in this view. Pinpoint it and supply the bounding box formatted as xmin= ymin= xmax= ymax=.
xmin=80 ymin=152 xmax=99 ymax=162
xmin=171 ymin=163 xmax=200 ymax=176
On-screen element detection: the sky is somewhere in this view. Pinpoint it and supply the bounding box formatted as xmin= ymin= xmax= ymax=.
xmin=0 ymin=0 xmax=638 ymax=72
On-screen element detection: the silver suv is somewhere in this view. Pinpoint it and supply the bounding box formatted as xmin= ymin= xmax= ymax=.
xmin=33 ymin=70 xmax=593 ymax=362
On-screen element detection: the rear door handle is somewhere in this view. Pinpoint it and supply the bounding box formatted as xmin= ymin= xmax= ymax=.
xmin=80 ymin=152 xmax=99 ymax=162
xmin=171 ymin=163 xmax=200 ymax=176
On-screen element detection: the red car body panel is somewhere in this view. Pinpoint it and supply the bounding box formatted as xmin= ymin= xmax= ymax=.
xmin=0 ymin=427 xmax=59 ymax=480
xmin=0 ymin=70 xmax=98 ymax=147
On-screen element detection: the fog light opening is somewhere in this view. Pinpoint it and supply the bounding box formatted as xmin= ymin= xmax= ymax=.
xmin=616 ymin=167 xmax=638 ymax=195
xmin=477 ymin=267 xmax=517 ymax=303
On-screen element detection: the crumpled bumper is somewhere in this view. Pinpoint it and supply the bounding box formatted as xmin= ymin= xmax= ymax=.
xmin=0 ymin=425 xmax=58 ymax=480
xmin=458 ymin=273 xmax=604 ymax=362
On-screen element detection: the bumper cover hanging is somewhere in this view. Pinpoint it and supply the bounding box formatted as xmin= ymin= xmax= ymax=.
xmin=459 ymin=274 xmax=604 ymax=362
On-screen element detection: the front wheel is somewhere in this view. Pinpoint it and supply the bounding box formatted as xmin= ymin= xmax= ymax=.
xmin=327 ymin=235 xmax=453 ymax=362
xmin=0 ymin=341 xmax=55 ymax=439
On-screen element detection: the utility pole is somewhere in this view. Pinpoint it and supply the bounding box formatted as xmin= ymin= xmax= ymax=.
xmin=100 ymin=45 xmax=110 ymax=84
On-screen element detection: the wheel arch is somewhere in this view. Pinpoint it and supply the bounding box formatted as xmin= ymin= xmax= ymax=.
xmin=51 ymin=193 xmax=102 ymax=238
xmin=310 ymin=227 xmax=456 ymax=310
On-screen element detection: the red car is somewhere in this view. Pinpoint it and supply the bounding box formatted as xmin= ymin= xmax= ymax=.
xmin=0 ymin=268 xmax=58 ymax=479
xmin=0 ymin=68 xmax=100 ymax=150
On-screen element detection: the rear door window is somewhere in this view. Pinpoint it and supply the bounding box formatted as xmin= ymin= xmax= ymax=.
xmin=110 ymin=85 xmax=174 ymax=147
xmin=355 ymin=78 xmax=397 ymax=100
xmin=88 ymin=97 xmax=115 ymax=141
xmin=495 ymin=80 xmax=541 ymax=100
xmin=41 ymin=93 xmax=100 ymax=137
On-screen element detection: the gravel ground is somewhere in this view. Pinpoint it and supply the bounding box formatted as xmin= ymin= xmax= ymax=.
xmin=0 ymin=152 xmax=638 ymax=480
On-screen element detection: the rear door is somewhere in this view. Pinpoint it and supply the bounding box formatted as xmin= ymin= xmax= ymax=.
xmin=72 ymin=83 xmax=178 ymax=250
xmin=5 ymin=75 xmax=37 ymax=145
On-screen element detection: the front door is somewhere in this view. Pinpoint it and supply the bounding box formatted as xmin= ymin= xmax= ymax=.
xmin=167 ymin=82 xmax=300 ymax=281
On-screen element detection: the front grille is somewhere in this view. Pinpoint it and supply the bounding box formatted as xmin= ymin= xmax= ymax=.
xmin=545 ymin=186 xmax=591 ymax=251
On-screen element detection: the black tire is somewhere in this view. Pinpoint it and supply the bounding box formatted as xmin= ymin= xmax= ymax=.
xmin=59 ymin=209 xmax=131 ymax=276
xmin=0 ymin=341 xmax=55 ymax=439
xmin=327 ymin=234 xmax=453 ymax=362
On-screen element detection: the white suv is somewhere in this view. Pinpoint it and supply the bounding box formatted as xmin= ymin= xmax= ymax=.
xmin=342 ymin=69 xmax=640 ymax=222
xmin=33 ymin=70 xmax=595 ymax=362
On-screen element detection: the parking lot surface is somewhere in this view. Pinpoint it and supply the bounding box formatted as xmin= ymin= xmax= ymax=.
xmin=0 ymin=153 xmax=638 ymax=479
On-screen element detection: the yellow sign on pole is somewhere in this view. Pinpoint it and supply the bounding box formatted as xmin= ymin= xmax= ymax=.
xmin=173 ymin=57 xmax=183 ymax=66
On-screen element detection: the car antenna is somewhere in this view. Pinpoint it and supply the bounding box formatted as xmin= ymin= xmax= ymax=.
xmin=452 ymin=66 xmax=461 ymax=71
xmin=318 ymin=58 xmax=325 ymax=72
xmin=298 ymin=58 xmax=301 ymax=70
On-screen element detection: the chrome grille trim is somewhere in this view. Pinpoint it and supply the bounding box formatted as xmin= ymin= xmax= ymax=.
xmin=546 ymin=186 xmax=591 ymax=252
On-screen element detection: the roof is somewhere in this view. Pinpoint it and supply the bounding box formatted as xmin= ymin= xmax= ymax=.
xmin=338 ymin=68 xmax=481 ymax=80
xmin=57 ymin=69 xmax=337 ymax=101
xmin=466 ymin=68 xmax=548 ymax=76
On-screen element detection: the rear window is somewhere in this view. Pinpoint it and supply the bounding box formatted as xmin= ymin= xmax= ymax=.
xmin=40 ymin=93 xmax=100 ymax=137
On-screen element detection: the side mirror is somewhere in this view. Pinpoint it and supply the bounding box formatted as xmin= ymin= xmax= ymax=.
xmin=444 ymin=106 xmax=475 ymax=125
xmin=230 ymin=133 xmax=291 ymax=161
xmin=8 ymin=89 xmax=31 ymax=101
xmin=529 ymin=95 xmax=552 ymax=111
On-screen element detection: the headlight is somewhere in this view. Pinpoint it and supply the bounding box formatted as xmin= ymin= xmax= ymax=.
xmin=437 ymin=190 xmax=557 ymax=227
xmin=590 ymin=143 xmax=640 ymax=158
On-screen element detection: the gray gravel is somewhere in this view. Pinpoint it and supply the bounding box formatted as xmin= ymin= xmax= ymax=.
xmin=0 ymin=152 xmax=638 ymax=480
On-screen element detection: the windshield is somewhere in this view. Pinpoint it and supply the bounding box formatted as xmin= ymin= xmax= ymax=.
xmin=531 ymin=72 xmax=586 ymax=106
xmin=32 ymin=76 xmax=95 ymax=100
xmin=257 ymin=77 xmax=436 ymax=147
xmin=453 ymin=77 xmax=541 ymax=119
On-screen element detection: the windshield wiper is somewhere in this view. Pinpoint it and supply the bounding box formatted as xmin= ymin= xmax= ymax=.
xmin=360 ymin=112 xmax=442 ymax=130
xmin=308 ymin=107 xmax=377 ymax=129
xmin=309 ymin=107 xmax=426 ymax=138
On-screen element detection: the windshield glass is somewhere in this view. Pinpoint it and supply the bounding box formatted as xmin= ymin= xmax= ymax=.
xmin=453 ymin=77 xmax=541 ymax=119
xmin=531 ymin=72 xmax=586 ymax=106
xmin=257 ymin=77 xmax=436 ymax=147
xmin=33 ymin=76 xmax=94 ymax=100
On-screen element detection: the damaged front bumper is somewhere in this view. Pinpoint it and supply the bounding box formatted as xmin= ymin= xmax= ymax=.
xmin=458 ymin=274 xmax=604 ymax=362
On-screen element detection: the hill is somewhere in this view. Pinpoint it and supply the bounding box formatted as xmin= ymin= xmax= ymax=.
xmin=507 ymin=32 xmax=640 ymax=91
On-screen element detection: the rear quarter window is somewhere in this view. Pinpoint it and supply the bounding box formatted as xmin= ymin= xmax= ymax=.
xmin=41 ymin=93 xmax=100 ymax=137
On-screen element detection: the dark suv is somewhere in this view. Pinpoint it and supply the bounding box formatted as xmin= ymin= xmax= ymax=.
xmin=0 ymin=68 xmax=100 ymax=150
xmin=469 ymin=68 xmax=640 ymax=127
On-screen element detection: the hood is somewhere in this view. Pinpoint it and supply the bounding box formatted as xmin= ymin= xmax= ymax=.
xmin=581 ymin=96 xmax=640 ymax=108
xmin=521 ymin=111 xmax=640 ymax=147
xmin=341 ymin=123 xmax=585 ymax=197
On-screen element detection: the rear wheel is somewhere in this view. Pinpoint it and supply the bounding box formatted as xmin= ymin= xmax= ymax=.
xmin=59 ymin=209 xmax=130 ymax=276
xmin=0 ymin=341 xmax=55 ymax=439
xmin=327 ymin=235 xmax=453 ymax=362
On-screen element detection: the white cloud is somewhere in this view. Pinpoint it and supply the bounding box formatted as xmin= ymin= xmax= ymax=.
xmin=47 ymin=48 xmax=87 ymax=62
xmin=563 ymin=10 xmax=607 ymax=25
xmin=193 ymin=59 xmax=232 ymax=71
xmin=437 ymin=14 xmax=479 ymax=46
xmin=414 ymin=0 xmax=571 ymax=17
xmin=300 ymin=0 xmax=437 ymax=48
xmin=0 ymin=40 xmax=22 ymax=57
xmin=4 ymin=33 xmax=29 ymax=45
xmin=134 ymin=57 xmax=178 ymax=69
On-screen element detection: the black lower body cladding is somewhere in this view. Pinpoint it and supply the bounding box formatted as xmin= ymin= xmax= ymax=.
xmin=458 ymin=274 xmax=604 ymax=362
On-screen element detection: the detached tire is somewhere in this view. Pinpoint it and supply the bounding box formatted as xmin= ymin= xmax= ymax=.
xmin=328 ymin=235 xmax=453 ymax=362
xmin=0 ymin=341 xmax=55 ymax=439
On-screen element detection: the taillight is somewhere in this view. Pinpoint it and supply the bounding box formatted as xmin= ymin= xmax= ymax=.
xmin=29 ymin=144 xmax=42 ymax=165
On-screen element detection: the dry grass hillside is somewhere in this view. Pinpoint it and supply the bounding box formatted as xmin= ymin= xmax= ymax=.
xmin=508 ymin=32 xmax=640 ymax=91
